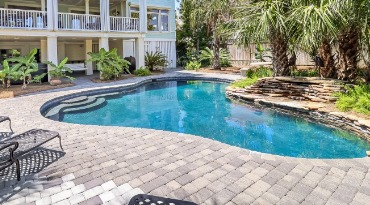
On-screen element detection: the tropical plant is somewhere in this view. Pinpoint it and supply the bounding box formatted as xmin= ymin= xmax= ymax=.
xmin=199 ymin=47 xmax=231 ymax=67
xmin=45 ymin=57 xmax=75 ymax=81
xmin=336 ymin=0 xmax=370 ymax=81
xmin=186 ymin=0 xmax=233 ymax=70
xmin=88 ymin=48 xmax=130 ymax=81
xmin=134 ymin=67 xmax=151 ymax=76
xmin=0 ymin=60 xmax=19 ymax=88
xmin=289 ymin=0 xmax=342 ymax=79
xmin=8 ymin=48 xmax=38 ymax=89
xmin=31 ymin=73 xmax=47 ymax=84
xmin=145 ymin=51 xmax=168 ymax=71
xmin=225 ymin=0 xmax=291 ymax=76
xmin=185 ymin=61 xmax=202 ymax=71
xmin=255 ymin=43 xmax=272 ymax=62
xmin=334 ymin=84 xmax=370 ymax=114
xmin=291 ymin=69 xmax=318 ymax=77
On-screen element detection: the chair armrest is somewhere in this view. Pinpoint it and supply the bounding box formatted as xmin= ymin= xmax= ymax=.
xmin=0 ymin=141 xmax=19 ymax=161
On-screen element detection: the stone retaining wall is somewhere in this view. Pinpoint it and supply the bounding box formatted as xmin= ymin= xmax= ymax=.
xmin=226 ymin=90 xmax=370 ymax=142
xmin=243 ymin=77 xmax=346 ymax=102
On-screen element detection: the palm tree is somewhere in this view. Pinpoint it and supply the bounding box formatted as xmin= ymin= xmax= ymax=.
xmin=289 ymin=0 xmax=342 ymax=78
xmin=186 ymin=0 xmax=232 ymax=70
xmin=225 ymin=0 xmax=291 ymax=76
xmin=336 ymin=0 xmax=370 ymax=81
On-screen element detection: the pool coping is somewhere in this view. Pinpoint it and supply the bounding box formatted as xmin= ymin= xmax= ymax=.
xmin=38 ymin=74 xmax=370 ymax=163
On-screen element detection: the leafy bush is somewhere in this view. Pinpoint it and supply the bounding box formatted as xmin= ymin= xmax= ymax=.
xmin=199 ymin=47 xmax=231 ymax=67
xmin=185 ymin=61 xmax=202 ymax=71
xmin=88 ymin=48 xmax=130 ymax=81
xmin=231 ymin=66 xmax=273 ymax=88
xmin=8 ymin=48 xmax=39 ymax=89
xmin=221 ymin=58 xmax=232 ymax=67
xmin=0 ymin=60 xmax=19 ymax=88
xmin=134 ymin=67 xmax=151 ymax=76
xmin=291 ymin=69 xmax=318 ymax=77
xmin=245 ymin=66 xmax=273 ymax=78
xmin=145 ymin=51 xmax=168 ymax=71
xmin=255 ymin=43 xmax=272 ymax=62
xmin=335 ymin=84 xmax=370 ymax=115
xmin=46 ymin=57 xmax=75 ymax=81
xmin=231 ymin=76 xmax=260 ymax=88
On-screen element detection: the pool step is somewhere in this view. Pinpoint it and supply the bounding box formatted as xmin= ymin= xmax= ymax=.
xmin=45 ymin=97 xmax=97 ymax=117
xmin=61 ymin=96 xmax=88 ymax=104
xmin=91 ymin=92 xmax=120 ymax=99
xmin=63 ymin=98 xmax=106 ymax=114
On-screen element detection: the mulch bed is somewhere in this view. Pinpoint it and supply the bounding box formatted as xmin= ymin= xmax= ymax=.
xmin=0 ymin=83 xmax=75 ymax=98
xmin=197 ymin=67 xmax=241 ymax=74
xmin=90 ymin=71 xmax=165 ymax=83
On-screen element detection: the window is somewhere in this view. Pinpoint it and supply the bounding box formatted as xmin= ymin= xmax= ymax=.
xmin=130 ymin=7 xmax=170 ymax=32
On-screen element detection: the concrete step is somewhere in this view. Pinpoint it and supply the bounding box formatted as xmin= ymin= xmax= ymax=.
xmin=63 ymin=98 xmax=106 ymax=113
xmin=61 ymin=96 xmax=88 ymax=104
xmin=45 ymin=97 xmax=97 ymax=118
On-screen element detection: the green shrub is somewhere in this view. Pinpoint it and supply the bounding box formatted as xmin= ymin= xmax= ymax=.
xmin=88 ymin=48 xmax=130 ymax=81
xmin=134 ymin=67 xmax=151 ymax=76
xmin=145 ymin=51 xmax=168 ymax=71
xmin=335 ymin=84 xmax=370 ymax=115
xmin=231 ymin=66 xmax=273 ymax=88
xmin=291 ymin=69 xmax=318 ymax=77
xmin=185 ymin=61 xmax=201 ymax=71
xmin=230 ymin=76 xmax=259 ymax=88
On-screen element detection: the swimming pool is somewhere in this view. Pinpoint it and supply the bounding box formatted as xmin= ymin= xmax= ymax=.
xmin=44 ymin=80 xmax=370 ymax=159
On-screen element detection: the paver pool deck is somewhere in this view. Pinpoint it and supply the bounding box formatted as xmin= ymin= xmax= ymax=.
xmin=1 ymin=70 xmax=370 ymax=205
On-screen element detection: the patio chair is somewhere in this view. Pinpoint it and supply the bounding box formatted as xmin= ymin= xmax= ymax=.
xmin=0 ymin=116 xmax=13 ymax=133
xmin=0 ymin=129 xmax=62 ymax=181
xmin=128 ymin=194 xmax=197 ymax=205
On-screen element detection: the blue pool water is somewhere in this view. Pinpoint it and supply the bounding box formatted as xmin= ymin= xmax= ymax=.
xmin=57 ymin=81 xmax=370 ymax=158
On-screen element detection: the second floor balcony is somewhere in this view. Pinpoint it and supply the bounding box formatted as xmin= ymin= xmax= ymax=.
xmin=0 ymin=0 xmax=144 ymax=33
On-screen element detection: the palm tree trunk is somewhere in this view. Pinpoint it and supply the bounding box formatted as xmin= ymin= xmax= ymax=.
xmin=212 ymin=29 xmax=221 ymax=70
xmin=270 ymin=31 xmax=289 ymax=76
xmin=319 ymin=38 xmax=336 ymax=78
xmin=337 ymin=27 xmax=359 ymax=81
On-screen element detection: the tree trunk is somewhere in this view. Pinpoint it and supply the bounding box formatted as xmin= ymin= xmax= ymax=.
xmin=270 ymin=31 xmax=289 ymax=76
xmin=337 ymin=27 xmax=359 ymax=81
xmin=319 ymin=38 xmax=336 ymax=78
xmin=212 ymin=29 xmax=221 ymax=70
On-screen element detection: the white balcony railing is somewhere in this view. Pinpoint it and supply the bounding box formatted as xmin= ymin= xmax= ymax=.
xmin=58 ymin=13 xmax=101 ymax=31
xmin=110 ymin=17 xmax=139 ymax=32
xmin=0 ymin=8 xmax=47 ymax=29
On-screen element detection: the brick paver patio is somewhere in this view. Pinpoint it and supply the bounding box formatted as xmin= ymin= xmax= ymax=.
xmin=1 ymin=70 xmax=370 ymax=205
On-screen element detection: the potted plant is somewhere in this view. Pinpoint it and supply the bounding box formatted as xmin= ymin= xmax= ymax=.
xmin=46 ymin=57 xmax=75 ymax=86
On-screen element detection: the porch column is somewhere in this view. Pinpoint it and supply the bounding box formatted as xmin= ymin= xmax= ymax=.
xmin=85 ymin=40 xmax=93 ymax=75
xmin=40 ymin=39 xmax=47 ymax=62
xmin=99 ymin=37 xmax=109 ymax=50
xmin=85 ymin=0 xmax=90 ymax=14
xmin=46 ymin=0 xmax=54 ymax=30
xmin=135 ymin=37 xmax=145 ymax=69
xmin=47 ymin=36 xmax=58 ymax=81
xmin=139 ymin=0 xmax=147 ymax=33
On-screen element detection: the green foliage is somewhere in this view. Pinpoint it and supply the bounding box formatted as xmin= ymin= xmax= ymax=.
xmin=199 ymin=47 xmax=231 ymax=67
xmin=335 ymin=84 xmax=370 ymax=115
xmin=31 ymin=73 xmax=47 ymax=84
xmin=185 ymin=61 xmax=202 ymax=71
xmin=291 ymin=69 xmax=318 ymax=77
xmin=134 ymin=67 xmax=151 ymax=76
xmin=0 ymin=60 xmax=18 ymax=88
xmin=8 ymin=48 xmax=39 ymax=89
xmin=46 ymin=57 xmax=75 ymax=82
xmin=230 ymin=77 xmax=260 ymax=88
xmin=245 ymin=66 xmax=274 ymax=78
xmin=145 ymin=51 xmax=168 ymax=71
xmin=255 ymin=43 xmax=272 ymax=62
xmin=231 ymin=66 xmax=273 ymax=88
xmin=88 ymin=48 xmax=130 ymax=81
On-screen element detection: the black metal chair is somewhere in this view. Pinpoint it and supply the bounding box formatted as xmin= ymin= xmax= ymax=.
xmin=128 ymin=194 xmax=197 ymax=205
xmin=0 ymin=129 xmax=63 ymax=181
xmin=0 ymin=116 xmax=13 ymax=133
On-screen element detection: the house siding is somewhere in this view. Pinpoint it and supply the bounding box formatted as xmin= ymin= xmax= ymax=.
xmin=129 ymin=0 xmax=176 ymax=40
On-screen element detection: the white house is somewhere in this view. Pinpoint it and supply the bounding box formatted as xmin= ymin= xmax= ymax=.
xmin=0 ymin=0 xmax=176 ymax=76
